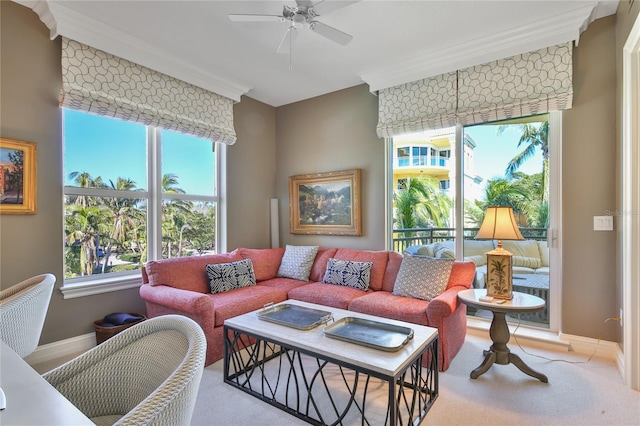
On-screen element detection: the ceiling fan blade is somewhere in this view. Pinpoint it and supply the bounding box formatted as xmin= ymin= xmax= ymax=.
xmin=306 ymin=0 xmax=360 ymax=16
xmin=229 ymin=14 xmax=285 ymax=22
xmin=277 ymin=27 xmax=299 ymax=53
xmin=309 ymin=21 xmax=353 ymax=45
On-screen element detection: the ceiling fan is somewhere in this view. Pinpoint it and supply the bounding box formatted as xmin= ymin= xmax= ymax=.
xmin=229 ymin=1 xmax=359 ymax=58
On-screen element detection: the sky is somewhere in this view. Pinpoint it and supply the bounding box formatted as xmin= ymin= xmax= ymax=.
xmin=63 ymin=109 xmax=543 ymax=198
xmin=64 ymin=109 xmax=215 ymax=196
xmin=463 ymin=123 xmax=544 ymax=185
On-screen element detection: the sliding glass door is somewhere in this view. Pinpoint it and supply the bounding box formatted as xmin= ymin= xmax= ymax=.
xmin=389 ymin=113 xmax=558 ymax=330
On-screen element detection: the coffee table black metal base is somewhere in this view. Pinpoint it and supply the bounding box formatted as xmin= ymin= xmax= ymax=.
xmin=224 ymin=326 xmax=438 ymax=426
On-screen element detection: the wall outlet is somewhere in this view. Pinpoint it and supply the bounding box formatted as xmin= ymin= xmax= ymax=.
xmin=620 ymin=309 xmax=624 ymax=327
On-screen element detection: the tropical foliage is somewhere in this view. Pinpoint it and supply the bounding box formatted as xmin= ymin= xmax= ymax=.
xmin=64 ymin=172 xmax=215 ymax=278
xmin=393 ymin=177 xmax=452 ymax=229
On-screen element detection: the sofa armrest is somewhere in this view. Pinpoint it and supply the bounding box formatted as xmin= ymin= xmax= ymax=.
xmin=139 ymin=284 xmax=215 ymax=322
xmin=426 ymin=285 xmax=468 ymax=320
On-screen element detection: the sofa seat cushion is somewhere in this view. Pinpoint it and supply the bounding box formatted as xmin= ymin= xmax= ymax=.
xmin=287 ymin=282 xmax=368 ymax=309
xmin=257 ymin=277 xmax=310 ymax=293
xmin=512 ymin=266 xmax=536 ymax=274
xmin=348 ymin=291 xmax=429 ymax=326
xmin=210 ymin=285 xmax=287 ymax=326
xmin=145 ymin=251 xmax=243 ymax=293
xmin=238 ymin=247 xmax=285 ymax=281
xmin=535 ymin=267 xmax=550 ymax=275
xmin=332 ymin=249 xmax=389 ymax=291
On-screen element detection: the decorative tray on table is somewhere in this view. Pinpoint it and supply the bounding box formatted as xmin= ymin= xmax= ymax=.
xmin=323 ymin=317 xmax=414 ymax=352
xmin=257 ymin=303 xmax=333 ymax=330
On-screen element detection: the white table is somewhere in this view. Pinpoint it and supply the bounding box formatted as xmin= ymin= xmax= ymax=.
xmin=0 ymin=340 xmax=94 ymax=425
xmin=224 ymin=300 xmax=439 ymax=425
xmin=458 ymin=289 xmax=548 ymax=383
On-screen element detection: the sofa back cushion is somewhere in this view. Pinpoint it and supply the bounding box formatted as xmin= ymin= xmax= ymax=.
xmin=332 ymin=249 xmax=389 ymax=291
xmin=382 ymin=251 xmax=403 ymax=292
xmin=237 ymin=247 xmax=285 ymax=281
xmin=309 ymin=247 xmax=338 ymax=282
xmin=446 ymin=261 xmax=477 ymax=290
xmin=145 ymin=251 xmax=243 ymax=293
xmin=537 ymin=240 xmax=550 ymax=267
xmin=502 ymin=239 xmax=541 ymax=260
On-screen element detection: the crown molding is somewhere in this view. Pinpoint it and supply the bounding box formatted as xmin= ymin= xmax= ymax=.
xmin=360 ymin=1 xmax=619 ymax=93
xmin=14 ymin=0 xmax=250 ymax=102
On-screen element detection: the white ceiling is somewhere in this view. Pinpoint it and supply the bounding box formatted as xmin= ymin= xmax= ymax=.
xmin=19 ymin=0 xmax=618 ymax=107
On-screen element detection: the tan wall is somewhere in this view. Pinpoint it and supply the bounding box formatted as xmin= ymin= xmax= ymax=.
xmin=227 ymin=96 xmax=277 ymax=250
xmin=0 ymin=2 xmax=275 ymax=344
xmin=1 ymin=0 xmax=630 ymax=345
xmin=275 ymin=85 xmax=385 ymax=249
xmin=562 ymin=16 xmax=618 ymax=340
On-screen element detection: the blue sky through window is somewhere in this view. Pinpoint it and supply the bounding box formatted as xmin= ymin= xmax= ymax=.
xmin=64 ymin=109 xmax=214 ymax=195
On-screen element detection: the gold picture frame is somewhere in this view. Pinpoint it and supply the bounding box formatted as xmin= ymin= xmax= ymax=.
xmin=289 ymin=169 xmax=361 ymax=236
xmin=0 ymin=138 xmax=37 ymax=214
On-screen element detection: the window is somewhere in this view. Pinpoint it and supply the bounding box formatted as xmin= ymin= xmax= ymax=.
xmin=389 ymin=114 xmax=559 ymax=330
xmin=62 ymin=109 xmax=220 ymax=295
xmin=412 ymin=146 xmax=428 ymax=166
xmin=397 ymin=147 xmax=410 ymax=167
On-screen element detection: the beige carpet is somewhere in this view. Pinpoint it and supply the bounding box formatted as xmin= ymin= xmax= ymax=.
xmin=191 ymin=333 xmax=640 ymax=426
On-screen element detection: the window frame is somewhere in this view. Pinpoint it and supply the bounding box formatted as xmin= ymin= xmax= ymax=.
xmin=61 ymin=114 xmax=223 ymax=299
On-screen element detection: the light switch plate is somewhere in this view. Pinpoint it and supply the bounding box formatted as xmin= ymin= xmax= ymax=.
xmin=593 ymin=216 xmax=613 ymax=231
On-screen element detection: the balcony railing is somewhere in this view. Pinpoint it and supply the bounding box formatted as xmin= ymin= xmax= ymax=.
xmin=392 ymin=227 xmax=548 ymax=253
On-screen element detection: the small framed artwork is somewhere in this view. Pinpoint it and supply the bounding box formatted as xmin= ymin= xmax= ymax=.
xmin=289 ymin=169 xmax=361 ymax=236
xmin=485 ymin=252 xmax=513 ymax=300
xmin=0 ymin=138 xmax=37 ymax=214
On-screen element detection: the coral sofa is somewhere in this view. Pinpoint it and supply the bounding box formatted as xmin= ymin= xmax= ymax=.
xmin=140 ymin=247 xmax=475 ymax=371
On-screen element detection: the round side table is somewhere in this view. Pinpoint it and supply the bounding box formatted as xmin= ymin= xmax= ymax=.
xmin=458 ymin=288 xmax=548 ymax=383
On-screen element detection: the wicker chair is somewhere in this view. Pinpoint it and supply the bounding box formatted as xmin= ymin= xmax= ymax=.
xmin=0 ymin=273 xmax=55 ymax=358
xmin=43 ymin=315 xmax=206 ymax=426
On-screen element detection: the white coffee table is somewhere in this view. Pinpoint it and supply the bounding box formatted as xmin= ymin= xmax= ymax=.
xmin=458 ymin=288 xmax=548 ymax=383
xmin=223 ymin=300 xmax=439 ymax=425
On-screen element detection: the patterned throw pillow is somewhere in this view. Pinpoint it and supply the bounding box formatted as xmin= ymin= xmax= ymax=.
xmin=393 ymin=256 xmax=454 ymax=301
xmin=206 ymin=258 xmax=256 ymax=294
xmin=276 ymin=245 xmax=319 ymax=281
xmin=322 ymin=258 xmax=373 ymax=291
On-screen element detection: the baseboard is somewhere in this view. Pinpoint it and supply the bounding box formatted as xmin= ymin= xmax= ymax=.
xmin=466 ymin=317 xmax=621 ymax=363
xmin=23 ymin=332 xmax=96 ymax=367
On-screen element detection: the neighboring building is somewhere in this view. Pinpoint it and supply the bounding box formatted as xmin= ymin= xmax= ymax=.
xmin=392 ymin=127 xmax=484 ymax=204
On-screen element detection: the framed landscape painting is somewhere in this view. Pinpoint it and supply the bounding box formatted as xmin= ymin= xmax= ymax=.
xmin=289 ymin=169 xmax=361 ymax=236
xmin=0 ymin=138 xmax=37 ymax=214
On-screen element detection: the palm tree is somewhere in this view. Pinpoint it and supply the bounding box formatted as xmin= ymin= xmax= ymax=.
xmin=67 ymin=171 xmax=104 ymax=207
xmin=394 ymin=177 xmax=452 ymax=229
xmin=100 ymin=177 xmax=144 ymax=272
xmin=160 ymin=173 xmax=191 ymax=258
xmin=498 ymin=121 xmax=549 ymax=202
xmin=475 ymin=177 xmax=530 ymax=226
xmin=65 ymin=204 xmax=113 ymax=276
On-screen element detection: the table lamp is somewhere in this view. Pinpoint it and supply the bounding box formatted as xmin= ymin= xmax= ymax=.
xmin=475 ymin=206 xmax=524 ymax=300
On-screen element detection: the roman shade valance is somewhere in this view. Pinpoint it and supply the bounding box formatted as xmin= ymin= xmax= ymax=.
xmin=376 ymin=42 xmax=573 ymax=138
xmin=61 ymin=38 xmax=237 ymax=145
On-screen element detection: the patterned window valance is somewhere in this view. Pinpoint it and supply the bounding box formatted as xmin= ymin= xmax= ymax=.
xmin=61 ymin=38 xmax=236 ymax=145
xmin=376 ymin=72 xmax=458 ymax=138
xmin=376 ymin=42 xmax=573 ymax=138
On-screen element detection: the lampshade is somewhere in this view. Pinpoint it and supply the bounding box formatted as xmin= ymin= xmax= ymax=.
xmin=475 ymin=206 xmax=524 ymax=241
